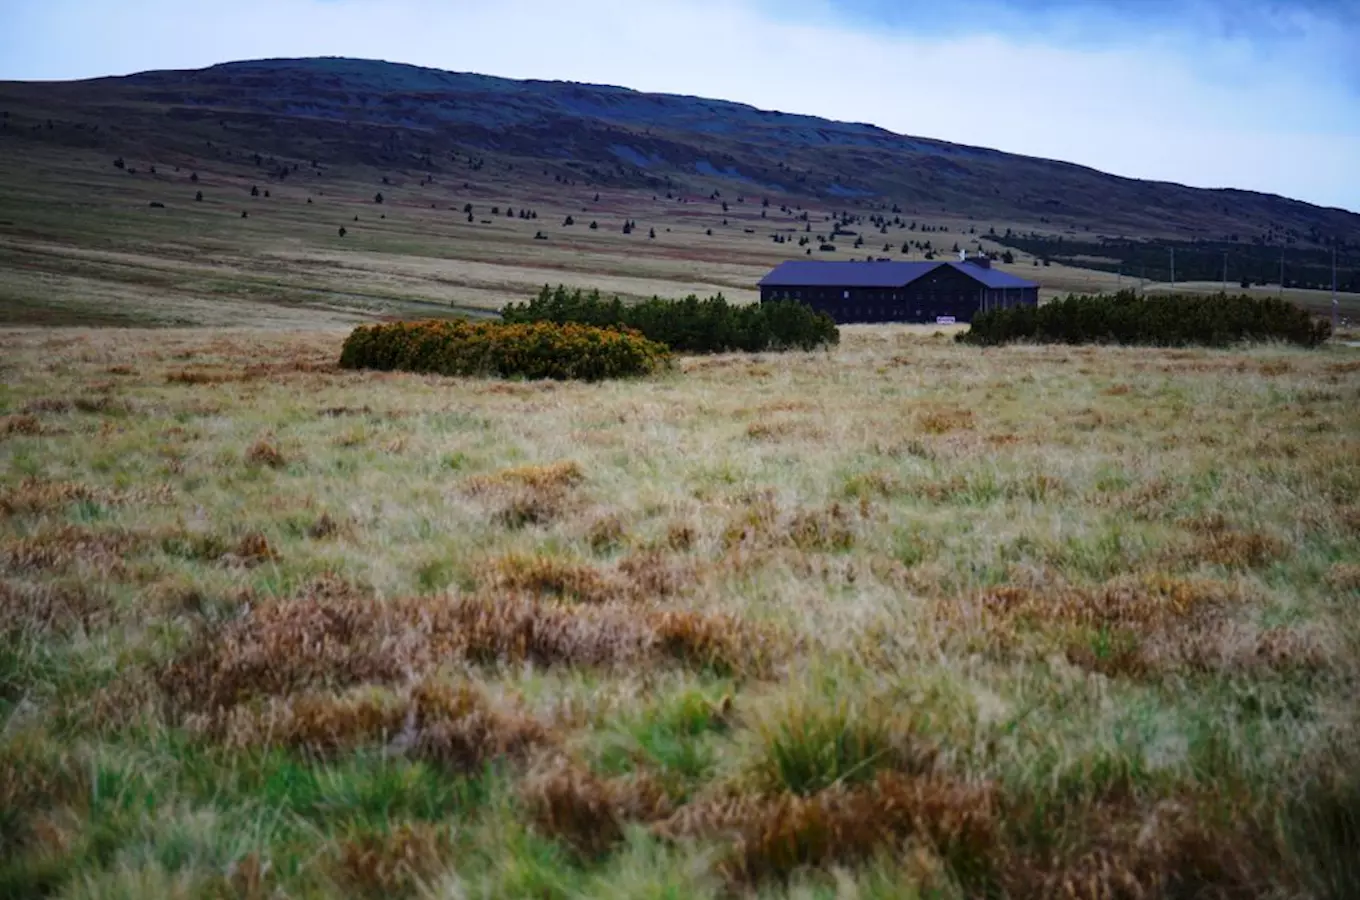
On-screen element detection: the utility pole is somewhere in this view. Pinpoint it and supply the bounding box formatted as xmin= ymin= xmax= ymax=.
xmin=1170 ymin=248 xmax=1176 ymax=291
xmin=1279 ymin=248 xmax=1285 ymax=298
xmin=1222 ymin=251 xmax=1228 ymax=293
xmin=1334 ymin=246 xmax=1340 ymax=331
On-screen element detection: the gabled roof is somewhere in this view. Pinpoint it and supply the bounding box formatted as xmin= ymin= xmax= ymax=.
xmin=953 ymin=263 xmax=1039 ymax=289
xmin=759 ymin=260 xmax=938 ymax=288
xmin=758 ymin=259 xmax=1038 ymax=290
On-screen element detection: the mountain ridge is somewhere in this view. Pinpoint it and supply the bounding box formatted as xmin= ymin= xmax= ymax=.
xmin=3 ymin=55 xmax=1358 ymax=245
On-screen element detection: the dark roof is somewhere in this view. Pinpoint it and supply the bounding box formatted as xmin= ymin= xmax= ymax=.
xmin=955 ymin=263 xmax=1040 ymax=289
xmin=758 ymin=260 xmax=1037 ymax=290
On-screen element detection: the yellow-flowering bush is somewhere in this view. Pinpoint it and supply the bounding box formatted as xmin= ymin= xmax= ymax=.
xmin=338 ymin=319 xmax=671 ymax=381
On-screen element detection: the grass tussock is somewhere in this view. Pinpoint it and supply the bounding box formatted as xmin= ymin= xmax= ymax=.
xmin=651 ymin=609 xmax=775 ymax=677
xmin=1000 ymin=796 xmax=1281 ymax=900
xmin=1174 ymin=522 xmax=1289 ymax=571
xmin=244 ymin=439 xmax=287 ymax=469
xmin=0 ymin=579 xmax=108 ymax=636
xmin=917 ymin=405 xmax=974 ymax=435
xmin=335 ymin=822 xmax=451 ymax=898
xmin=617 ymin=550 xmax=702 ymax=599
xmin=0 ymin=736 xmax=87 ymax=860
xmin=723 ymin=495 xmax=858 ymax=553
xmin=584 ymin=513 xmax=626 ymax=553
xmin=970 ymin=574 xmax=1335 ymax=679
xmin=166 ymin=367 xmax=241 ymax=385
xmin=1 ymin=525 xmax=142 ymax=575
xmin=484 ymin=553 xmax=623 ymax=604
xmin=464 ymin=461 xmax=585 ymax=528
xmin=21 ymin=398 xmax=74 ymax=414
xmin=221 ymin=678 xmax=549 ymax=769
xmin=978 ymin=574 xmax=1240 ymax=631
xmin=747 ymin=695 xmax=938 ymax=796
xmin=229 ymin=531 xmax=279 ymax=566
xmin=483 ymin=550 xmax=702 ymax=604
xmin=1 ymin=414 xmax=44 ymax=437
xmin=307 ymin=512 xmax=343 ymax=540
xmin=1326 ymin=563 xmax=1360 ymax=592
xmin=159 ymin=584 xmax=776 ymax=718
xmin=522 ymin=758 xmax=673 ymax=858
xmin=659 ymin=771 xmax=997 ymax=887
xmin=0 ymin=477 xmax=173 ymax=517
xmin=465 ymin=461 xmax=584 ymax=494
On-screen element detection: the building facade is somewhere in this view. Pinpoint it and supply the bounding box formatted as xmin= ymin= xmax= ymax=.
xmin=758 ymin=259 xmax=1040 ymax=324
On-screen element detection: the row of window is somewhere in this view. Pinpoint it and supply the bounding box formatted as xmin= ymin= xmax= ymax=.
xmin=769 ymin=289 xmax=973 ymax=304
xmin=769 ymin=289 xmax=903 ymax=302
xmin=767 ymin=289 xmax=1036 ymax=309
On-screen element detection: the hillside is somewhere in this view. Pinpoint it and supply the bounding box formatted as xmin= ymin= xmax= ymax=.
xmin=3 ymin=56 xmax=1359 ymax=246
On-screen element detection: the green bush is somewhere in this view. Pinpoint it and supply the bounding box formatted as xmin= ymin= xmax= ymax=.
xmin=501 ymin=285 xmax=839 ymax=354
xmin=958 ymin=290 xmax=1331 ymax=348
xmin=338 ymin=319 xmax=671 ymax=381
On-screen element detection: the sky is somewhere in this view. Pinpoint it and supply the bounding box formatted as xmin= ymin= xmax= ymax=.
xmin=3 ymin=0 xmax=1358 ymax=212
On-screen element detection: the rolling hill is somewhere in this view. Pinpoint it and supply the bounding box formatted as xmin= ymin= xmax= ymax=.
xmin=2 ymin=56 xmax=1359 ymax=248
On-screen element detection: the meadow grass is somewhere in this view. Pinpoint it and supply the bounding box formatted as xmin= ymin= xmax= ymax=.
xmin=2 ymin=323 xmax=1357 ymax=896
xmin=5 ymin=147 xmax=1356 ymax=331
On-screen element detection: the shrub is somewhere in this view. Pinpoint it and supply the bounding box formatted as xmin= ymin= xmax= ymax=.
xmin=958 ymin=290 xmax=1331 ymax=348
xmin=338 ymin=319 xmax=670 ymax=381
xmin=501 ymin=286 xmax=839 ymax=354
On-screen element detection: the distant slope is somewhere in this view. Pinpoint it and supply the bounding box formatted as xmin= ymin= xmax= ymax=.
xmin=2 ymin=56 xmax=1358 ymax=246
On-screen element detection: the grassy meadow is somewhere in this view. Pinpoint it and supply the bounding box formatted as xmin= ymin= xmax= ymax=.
xmin=6 ymin=146 xmax=1357 ymax=333
xmin=2 ymin=323 xmax=1359 ymax=898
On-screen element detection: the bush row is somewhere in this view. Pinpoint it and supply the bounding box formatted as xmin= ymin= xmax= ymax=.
xmin=958 ymin=291 xmax=1331 ymax=348
xmin=501 ymin=285 xmax=839 ymax=354
xmin=338 ymin=319 xmax=671 ymax=381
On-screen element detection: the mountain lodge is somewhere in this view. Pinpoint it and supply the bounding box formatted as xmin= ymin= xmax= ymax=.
xmin=758 ymin=258 xmax=1040 ymax=324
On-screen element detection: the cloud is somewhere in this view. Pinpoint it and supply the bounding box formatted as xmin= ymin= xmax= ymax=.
xmin=1 ymin=0 xmax=1357 ymax=211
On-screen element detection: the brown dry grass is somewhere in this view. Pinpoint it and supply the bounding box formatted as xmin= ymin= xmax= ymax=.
xmin=464 ymin=461 xmax=586 ymax=528
xmin=334 ymin=822 xmax=451 ymax=898
xmin=0 ymin=477 xmax=174 ymax=517
xmin=0 ymin=578 xmax=108 ymax=636
xmin=245 ymin=439 xmax=287 ymax=469
xmin=482 ymin=553 xmax=624 ymax=604
xmin=0 ymin=525 xmax=142 ymax=575
xmin=917 ymin=405 xmax=975 ymax=435
xmin=659 ymin=771 xmax=997 ymax=886
xmin=482 ymin=550 xmax=704 ymax=605
xmin=1 ymin=413 xmax=44 ymax=437
xmin=1326 ymin=563 xmax=1360 ymax=592
xmin=522 ymin=759 xmax=673 ymax=858
xmin=158 ymin=581 xmax=776 ymax=718
xmin=221 ymin=678 xmax=550 ymax=770
xmin=722 ymin=495 xmax=858 ymax=554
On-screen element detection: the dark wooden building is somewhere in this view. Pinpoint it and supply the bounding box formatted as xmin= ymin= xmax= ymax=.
xmin=758 ymin=258 xmax=1040 ymax=324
